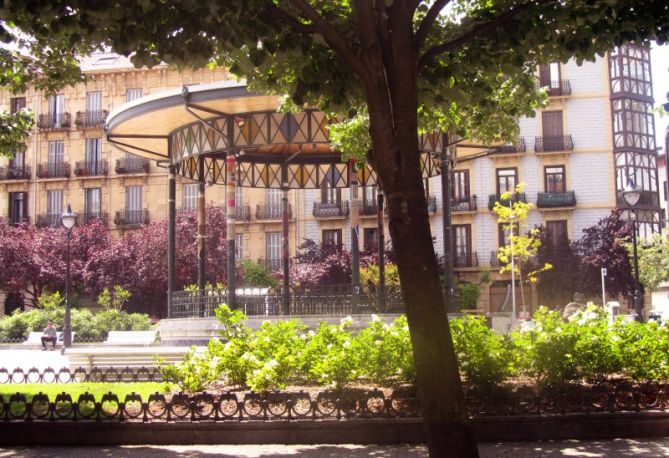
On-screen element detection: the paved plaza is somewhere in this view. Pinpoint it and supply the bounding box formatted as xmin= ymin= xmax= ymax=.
xmin=2 ymin=439 xmax=669 ymax=457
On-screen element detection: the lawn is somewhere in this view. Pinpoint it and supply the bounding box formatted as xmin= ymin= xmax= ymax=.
xmin=0 ymin=382 xmax=169 ymax=403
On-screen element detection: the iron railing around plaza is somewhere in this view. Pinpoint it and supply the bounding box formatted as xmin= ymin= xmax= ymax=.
xmin=170 ymin=284 xmax=405 ymax=319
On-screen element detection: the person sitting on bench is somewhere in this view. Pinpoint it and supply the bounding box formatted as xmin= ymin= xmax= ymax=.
xmin=41 ymin=322 xmax=58 ymax=350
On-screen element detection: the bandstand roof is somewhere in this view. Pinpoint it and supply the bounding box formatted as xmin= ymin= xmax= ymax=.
xmin=105 ymin=80 xmax=489 ymax=189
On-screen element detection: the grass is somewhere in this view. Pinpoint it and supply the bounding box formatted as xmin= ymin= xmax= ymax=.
xmin=0 ymin=382 xmax=169 ymax=403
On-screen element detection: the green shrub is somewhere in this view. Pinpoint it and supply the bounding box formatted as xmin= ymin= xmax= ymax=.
xmin=450 ymin=315 xmax=513 ymax=387
xmin=0 ymin=312 xmax=30 ymax=339
xmin=241 ymin=260 xmax=278 ymax=287
xmin=614 ymin=319 xmax=669 ymax=382
xmin=301 ymin=319 xmax=358 ymax=390
xmin=160 ymin=347 xmax=217 ymax=392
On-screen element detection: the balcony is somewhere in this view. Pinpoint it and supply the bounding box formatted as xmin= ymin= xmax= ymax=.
xmin=0 ymin=165 xmax=31 ymax=180
xmin=9 ymin=215 xmax=29 ymax=226
xmin=74 ymin=160 xmax=108 ymax=177
xmin=494 ymin=138 xmax=527 ymax=154
xmin=256 ymin=203 xmax=291 ymax=220
xmin=37 ymin=113 xmax=71 ymax=130
xmin=114 ymin=209 xmax=149 ymax=227
xmin=452 ymin=196 xmax=477 ymax=213
xmin=616 ymin=190 xmax=660 ymax=209
xmin=488 ymin=192 xmax=527 ymax=211
xmin=115 ymin=157 xmax=150 ymax=174
xmin=257 ymin=257 xmax=283 ymax=271
xmin=537 ymin=191 xmax=576 ymax=209
xmin=313 ymin=201 xmax=349 ymax=218
xmin=490 ymin=250 xmax=502 ymax=268
xmin=534 ymin=135 xmax=574 ymax=153
xmin=36 ymin=213 xmax=64 ymax=228
xmin=454 ymin=251 xmax=478 ymax=268
xmin=83 ymin=211 xmax=108 ymax=226
xmin=236 ymin=204 xmax=251 ymax=222
xmin=75 ymin=110 xmax=108 ymax=129
xmin=360 ymin=201 xmax=378 ymax=216
xmin=426 ymin=195 xmax=437 ymax=214
xmin=536 ymin=80 xmax=572 ymax=97
xmin=37 ymin=162 xmax=71 ymax=179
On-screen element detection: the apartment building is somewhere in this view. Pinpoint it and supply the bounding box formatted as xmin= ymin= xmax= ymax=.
xmin=0 ymin=45 xmax=661 ymax=315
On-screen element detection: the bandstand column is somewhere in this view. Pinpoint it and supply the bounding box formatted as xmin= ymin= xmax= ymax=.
xmin=350 ymin=165 xmax=360 ymax=312
xmin=282 ymin=186 xmax=290 ymax=315
xmin=377 ymin=187 xmax=386 ymax=310
xmin=226 ymin=154 xmax=237 ymax=309
xmin=167 ymin=164 xmax=176 ymax=317
xmin=197 ymin=157 xmax=206 ymax=292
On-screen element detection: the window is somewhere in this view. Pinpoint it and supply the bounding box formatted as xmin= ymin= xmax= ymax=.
xmin=182 ymin=183 xmax=199 ymax=211
xmin=322 ymin=229 xmax=343 ymax=247
xmin=266 ymin=232 xmax=282 ymax=269
xmin=545 ymin=166 xmax=565 ymax=193
xmin=363 ymin=227 xmax=379 ymax=252
xmin=362 ymin=186 xmax=376 ymax=206
xmin=266 ymin=188 xmax=282 ymax=206
xmin=85 ymin=138 xmax=102 ymax=173
xmin=86 ymin=92 xmax=102 ymax=112
xmin=235 ymin=186 xmax=243 ymax=208
xmin=542 ymin=111 xmax=563 ymax=136
xmin=85 ymin=188 xmax=102 ymax=220
xmin=545 ymin=220 xmax=568 ymax=252
xmin=47 ymin=190 xmax=63 ymax=216
xmin=125 ymin=186 xmax=142 ymax=223
xmin=47 ymin=94 xmax=65 ymax=126
xmin=451 ymin=170 xmax=470 ymax=201
xmin=10 ymin=151 xmax=25 ymax=169
xmin=496 ymin=168 xmax=517 ymax=195
xmin=497 ymin=222 xmax=518 ymax=248
xmin=320 ymin=181 xmax=341 ymax=204
xmin=539 ymin=62 xmax=561 ymax=86
xmin=126 ymin=88 xmax=143 ymax=102
xmin=48 ymin=141 xmax=65 ymax=165
xmin=452 ymin=224 xmax=472 ymax=267
xmin=10 ymin=97 xmax=26 ymax=114
xmin=235 ymin=233 xmax=244 ymax=261
xmin=8 ymin=192 xmax=27 ymax=225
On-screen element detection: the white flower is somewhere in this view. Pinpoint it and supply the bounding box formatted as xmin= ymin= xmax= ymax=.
xmin=371 ymin=314 xmax=380 ymax=322
xmin=342 ymin=340 xmax=351 ymax=348
xmin=299 ymin=333 xmax=307 ymax=340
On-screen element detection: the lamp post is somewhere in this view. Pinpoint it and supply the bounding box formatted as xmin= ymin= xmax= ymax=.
xmin=61 ymin=204 xmax=77 ymax=348
xmin=622 ymin=180 xmax=643 ymax=322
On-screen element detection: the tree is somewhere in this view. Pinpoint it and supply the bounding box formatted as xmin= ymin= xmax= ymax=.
xmin=575 ymin=210 xmax=635 ymax=299
xmin=493 ymin=184 xmax=551 ymax=316
xmin=4 ymin=2 xmax=668 ymax=455
xmin=535 ymin=226 xmax=580 ymax=308
xmin=289 ymin=239 xmax=352 ymax=288
xmin=633 ymin=235 xmax=669 ymax=293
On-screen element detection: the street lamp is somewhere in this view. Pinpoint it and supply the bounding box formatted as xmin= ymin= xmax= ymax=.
xmin=622 ymin=180 xmax=643 ymax=322
xmin=61 ymin=204 xmax=77 ymax=348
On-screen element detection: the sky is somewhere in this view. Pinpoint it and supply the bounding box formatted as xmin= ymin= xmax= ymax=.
xmin=652 ymin=43 xmax=669 ymax=152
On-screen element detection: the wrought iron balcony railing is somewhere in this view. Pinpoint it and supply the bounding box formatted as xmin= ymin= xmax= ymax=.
xmin=0 ymin=165 xmax=30 ymax=180
xmin=115 ymin=157 xmax=150 ymax=174
xmin=490 ymin=250 xmax=502 ymax=268
xmin=360 ymin=200 xmax=378 ymax=216
xmin=36 ymin=213 xmax=65 ymax=228
xmin=256 ymin=203 xmax=291 ymax=220
xmin=534 ymin=135 xmax=574 ymax=153
xmin=37 ymin=113 xmax=71 ymax=130
xmin=257 ymin=257 xmax=283 ymax=271
xmin=236 ymin=204 xmax=251 ymax=222
xmin=74 ymin=160 xmax=108 ymax=177
xmin=426 ymin=195 xmax=437 ymax=213
xmin=37 ymin=162 xmax=71 ymax=179
xmin=536 ymin=79 xmax=572 ymax=96
xmin=114 ymin=209 xmax=149 ymax=227
xmin=313 ymin=201 xmax=350 ymax=218
xmin=488 ymin=192 xmax=527 ymax=211
xmin=84 ymin=211 xmax=108 ymax=226
xmin=454 ymin=251 xmax=478 ymax=268
xmin=9 ymin=215 xmax=29 ymax=226
xmin=537 ymin=191 xmax=576 ymax=208
xmin=451 ymin=196 xmax=477 ymax=212
xmin=75 ymin=110 xmax=108 ymax=129
xmin=495 ymin=137 xmax=526 ymax=154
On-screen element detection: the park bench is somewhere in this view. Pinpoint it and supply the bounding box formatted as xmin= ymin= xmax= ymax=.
xmin=65 ymin=346 xmax=193 ymax=371
xmin=22 ymin=331 xmax=76 ymax=348
xmin=104 ymin=330 xmax=158 ymax=346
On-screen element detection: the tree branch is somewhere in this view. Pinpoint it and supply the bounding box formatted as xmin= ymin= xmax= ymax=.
xmin=287 ymin=0 xmax=368 ymax=80
xmin=418 ymin=0 xmax=555 ymax=71
xmin=414 ymin=0 xmax=452 ymax=50
xmin=266 ymin=5 xmax=318 ymax=34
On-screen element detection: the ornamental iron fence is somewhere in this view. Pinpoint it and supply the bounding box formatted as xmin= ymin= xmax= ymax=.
xmin=0 ymin=366 xmax=162 ymax=384
xmin=170 ymin=284 xmax=404 ymax=319
xmin=0 ymin=381 xmax=667 ymax=421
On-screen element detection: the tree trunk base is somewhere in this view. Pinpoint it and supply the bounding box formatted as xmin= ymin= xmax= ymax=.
xmin=426 ymin=420 xmax=479 ymax=457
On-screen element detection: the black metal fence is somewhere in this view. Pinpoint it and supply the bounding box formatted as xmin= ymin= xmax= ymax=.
xmin=0 ymin=367 xmax=162 ymax=384
xmin=1 ymin=380 xmax=669 ymax=422
xmin=170 ymin=284 xmax=405 ymax=318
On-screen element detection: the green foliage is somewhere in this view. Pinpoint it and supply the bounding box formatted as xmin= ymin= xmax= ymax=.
xmin=613 ymin=319 xmax=669 ymax=382
xmin=360 ymin=263 xmax=400 ymax=287
xmin=97 ymin=285 xmax=132 ymax=311
xmin=450 ymin=315 xmax=513 ymax=387
xmin=455 ymin=280 xmax=479 ymax=310
xmin=0 ymin=110 xmax=32 ymax=159
xmin=160 ymin=347 xmax=216 ymax=392
xmin=37 ymin=291 xmax=64 ymax=310
xmin=632 ymin=235 xmax=669 ymax=292
xmin=241 ymin=260 xmax=279 ymax=288
xmin=300 ymin=319 xmax=357 ymax=390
